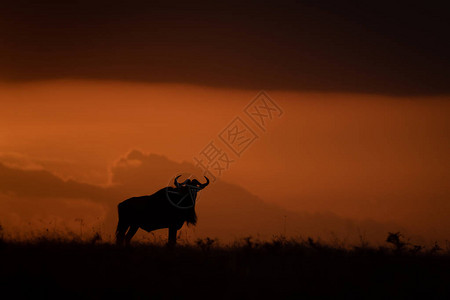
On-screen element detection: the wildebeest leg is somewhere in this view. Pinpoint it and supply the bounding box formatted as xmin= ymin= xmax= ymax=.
xmin=168 ymin=227 xmax=177 ymax=246
xmin=115 ymin=220 xmax=129 ymax=246
xmin=124 ymin=225 xmax=139 ymax=245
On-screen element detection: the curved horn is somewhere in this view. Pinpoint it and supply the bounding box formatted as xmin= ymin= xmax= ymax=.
xmin=199 ymin=176 xmax=210 ymax=189
xmin=174 ymin=175 xmax=182 ymax=188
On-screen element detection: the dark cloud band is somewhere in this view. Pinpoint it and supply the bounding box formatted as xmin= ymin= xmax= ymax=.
xmin=1 ymin=1 xmax=449 ymax=95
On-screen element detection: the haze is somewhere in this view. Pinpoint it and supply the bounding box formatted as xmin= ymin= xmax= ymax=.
xmin=0 ymin=81 xmax=448 ymax=243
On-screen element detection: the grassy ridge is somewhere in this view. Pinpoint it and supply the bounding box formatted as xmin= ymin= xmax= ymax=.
xmin=1 ymin=236 xmax=449 ymax=299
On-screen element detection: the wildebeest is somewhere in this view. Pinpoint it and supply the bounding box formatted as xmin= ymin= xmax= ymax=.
xmin=116 ymin=175 xmax=209 ymax=245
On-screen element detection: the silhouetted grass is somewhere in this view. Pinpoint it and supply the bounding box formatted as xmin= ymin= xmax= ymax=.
xmin=0 ymin=234 xmax=449 ymax=299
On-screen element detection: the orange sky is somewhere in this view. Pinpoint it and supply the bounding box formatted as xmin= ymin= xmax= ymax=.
xmin=0 ymin=80 xmax=449 ymax=243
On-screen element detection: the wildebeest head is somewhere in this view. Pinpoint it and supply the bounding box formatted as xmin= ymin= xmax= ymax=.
xmin=168 ymin=175 xmax=209 ymax=225
xmin=174 ymin=175 xmax=209 ymax=190
xmin=169 ymin=175 xmax=210 ymax=208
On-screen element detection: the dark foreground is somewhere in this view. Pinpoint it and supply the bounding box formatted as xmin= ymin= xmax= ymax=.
xmin=1 ymin=238 xmax=449 ymax=299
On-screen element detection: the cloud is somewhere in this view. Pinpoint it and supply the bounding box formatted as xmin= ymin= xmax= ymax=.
xmin=0 ymin=152 xmax=45 ymax=171
xmin=109 ymin=150 xmax=198 ymax=194
xmin=0 ymin=162 xmax=110 ymax=201
xmin=0 ymin=1 xmax=449 ymax=95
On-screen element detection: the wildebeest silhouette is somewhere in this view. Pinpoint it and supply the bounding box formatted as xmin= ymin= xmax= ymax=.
xmin=116 ymin=175 xmax=209 ymax=245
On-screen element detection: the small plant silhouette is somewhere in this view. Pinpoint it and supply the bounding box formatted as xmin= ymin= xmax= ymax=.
xmin=386 ymin=232 xmax=406 ymax=252
xmin=90 ymin=232 xmax=102 ymax=244
xmin=429 ymin=241 xmax=442 ymax=254
xmin=195 ymin=237 xmax=216 ymax=251
xmin=410 ymin=244 xmax=423 ymax=254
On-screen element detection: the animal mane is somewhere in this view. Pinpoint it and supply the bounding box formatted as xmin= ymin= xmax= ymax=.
xmin=185 ymin=208 xmax=197 ymax=226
